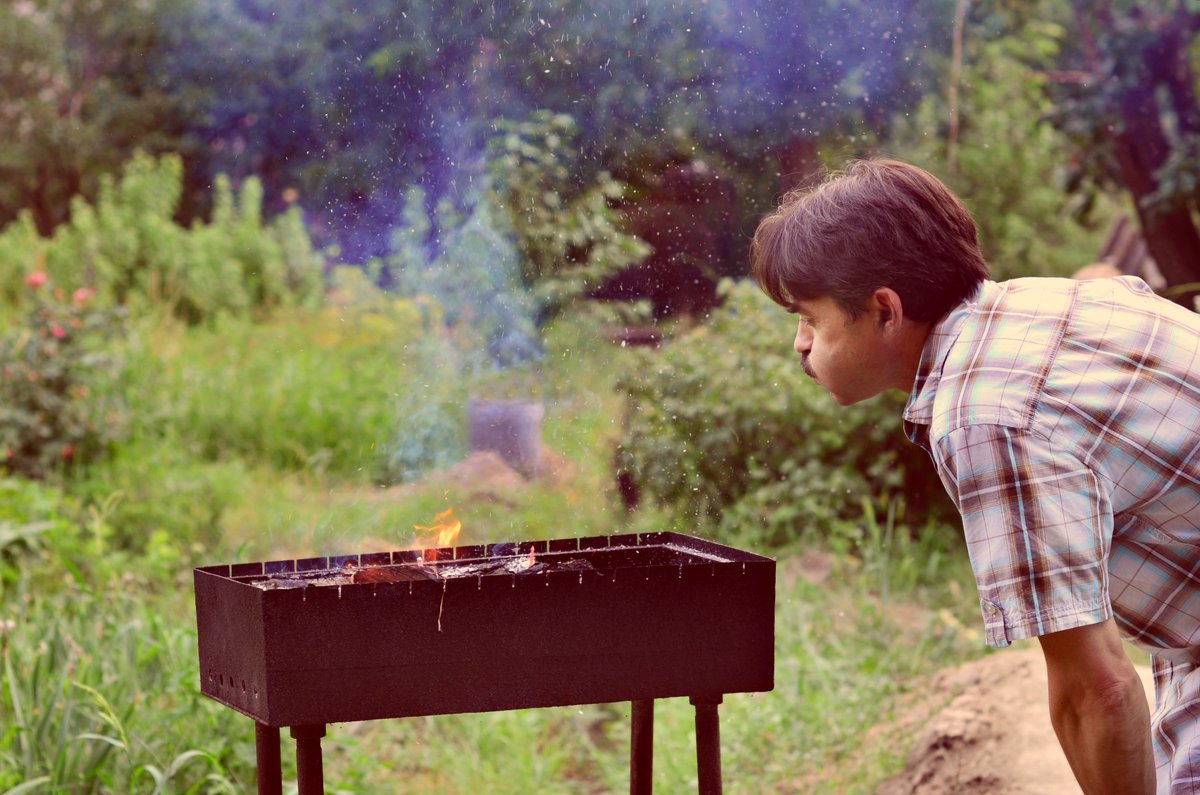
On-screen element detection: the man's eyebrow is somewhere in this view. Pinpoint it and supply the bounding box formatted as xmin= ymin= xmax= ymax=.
xmin=788 ymin=300 xmax=813 ymax=315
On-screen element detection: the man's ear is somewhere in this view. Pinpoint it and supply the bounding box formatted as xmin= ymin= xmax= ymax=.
xmin=871 ymin=288 xmax=905 ymax=332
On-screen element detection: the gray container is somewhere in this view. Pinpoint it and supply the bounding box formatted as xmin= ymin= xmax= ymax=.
xmin=467 ymin=399 xmax=544 ymax=477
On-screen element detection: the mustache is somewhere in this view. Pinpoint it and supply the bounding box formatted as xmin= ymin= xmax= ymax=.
xmin=800 ymin=355 xmax=816 ymax=380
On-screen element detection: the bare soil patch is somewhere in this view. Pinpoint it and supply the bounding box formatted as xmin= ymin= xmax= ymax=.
xmin=876 ymin=646 xmax=1154 ymax=795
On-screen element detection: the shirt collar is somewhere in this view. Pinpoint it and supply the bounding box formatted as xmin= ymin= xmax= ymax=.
xmin=902 ymin=282 xmax=989 ymax=435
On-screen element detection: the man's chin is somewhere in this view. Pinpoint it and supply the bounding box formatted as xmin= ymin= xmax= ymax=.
xmin=830 ymin=387 xmax=886 ymax=407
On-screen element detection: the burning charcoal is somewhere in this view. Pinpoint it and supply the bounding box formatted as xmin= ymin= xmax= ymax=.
xmin=252 ymin=573 xmax=353 ymax=590
xmin=502 ymin=555 xmax=536 ymax=574
xmin=351 ymin=565 xmax=435 ymax=584
xmin=551 ymin=558 xmax=596 ymax=572
xmin=437 ymin=562 xmax=506 ymax=579
xmin=253 ymin=577 xmax=309 ymax=590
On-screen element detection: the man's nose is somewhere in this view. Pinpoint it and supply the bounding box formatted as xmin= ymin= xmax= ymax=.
xmin=794 ymin=321 xmax=812 ymax=355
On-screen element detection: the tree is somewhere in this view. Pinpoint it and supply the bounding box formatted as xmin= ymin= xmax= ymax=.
xmin=0 ymin=0 xmax=189 ymax=234
xmin=158 ymin=0 xmax=952 ymax=264
xmin=1053 ymin=1 xmax=1200 ymax=300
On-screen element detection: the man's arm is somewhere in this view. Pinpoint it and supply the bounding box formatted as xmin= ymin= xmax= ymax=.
xmin=1038 ymin=618 xmax=1155 ymax=795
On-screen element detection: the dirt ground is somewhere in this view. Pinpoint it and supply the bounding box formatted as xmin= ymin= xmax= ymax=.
xmin=875 ymin=646 xmax=1155 ymax=795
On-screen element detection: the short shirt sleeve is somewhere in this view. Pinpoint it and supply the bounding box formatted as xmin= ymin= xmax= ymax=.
xmin=932 ymin=424 xmax=1114 ymax=647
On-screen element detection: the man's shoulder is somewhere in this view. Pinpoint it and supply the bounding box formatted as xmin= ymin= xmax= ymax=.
xmin=925 ymin=278 xmax=1076 ymax=434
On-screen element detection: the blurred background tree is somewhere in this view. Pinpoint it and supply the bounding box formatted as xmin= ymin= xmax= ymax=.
xmin=12 ymin=0 xmax=1200 ymax=301
xmin=1049 ymin=0 xmax=1200 ymax=301
xmin=1 ymin=0 xmax=951 ymax=274
xmin=0 ymin=0 xmax=190 ymax=234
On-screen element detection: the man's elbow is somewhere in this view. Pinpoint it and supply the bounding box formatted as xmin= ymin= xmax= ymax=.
xmin=1049 ymin=666 xmax=1147 ymax=736
xmin=1089 ymin=671 xmax=1147 ymax=718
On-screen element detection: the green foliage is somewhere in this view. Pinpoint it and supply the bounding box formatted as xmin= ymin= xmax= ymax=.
xmin=0 ymin=0 xmax=187 ymax=233
xmin=0 ymin=152 xmax=325 ymax=324
xmin=115 ymin=297 xmax=466 ymax=488
xmin=616 ymin=280 xmax=955 ymax=544
xmin=0 ymin=275 xmax=128 ymax=480
xmin=0 ymin=477 xmax=77 ymax=586
xmin=488 ymin=111 xmax=651 ymax=325
xmin=71 ymin=440 xmax=250 ymax=554
xmin=888 ymin=19 xmax=1113 ymax=280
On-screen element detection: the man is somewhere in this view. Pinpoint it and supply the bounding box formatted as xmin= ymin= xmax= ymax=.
xmin=750 ymin=157 xmax=1200 ymax=795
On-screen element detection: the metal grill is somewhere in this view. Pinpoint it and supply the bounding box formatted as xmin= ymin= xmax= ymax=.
xmin=194 ymin=531 xmax=775 ymax=794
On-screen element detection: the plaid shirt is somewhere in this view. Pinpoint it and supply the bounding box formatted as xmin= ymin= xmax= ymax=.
xmin=903 ymin=276 xmax=1200 ymax=659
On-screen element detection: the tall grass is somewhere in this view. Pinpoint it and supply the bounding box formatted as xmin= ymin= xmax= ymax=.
xmin=1 ymin=572 xmax=248 ymax=793
xmin=117 ymin=305 xmax=468 ymax=482
xmin=1 ymin=307 xmax=982 ymax=793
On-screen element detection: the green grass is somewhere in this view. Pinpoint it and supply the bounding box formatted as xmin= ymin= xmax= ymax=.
xmin=0 ymin=308 xmax=983 ymax=794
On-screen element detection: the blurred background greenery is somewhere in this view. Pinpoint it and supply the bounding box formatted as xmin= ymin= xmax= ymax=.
xmin=2 ymin=0 xmax=1199 ymax=792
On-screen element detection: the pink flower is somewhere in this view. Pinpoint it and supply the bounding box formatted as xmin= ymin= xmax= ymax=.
xmin=51 ymin=325 xmax=66 ymax=339
xmin=25 ymin=271 xmax=47 ymax=289
xmin=72 ymin=287 xmax=94 ymax=305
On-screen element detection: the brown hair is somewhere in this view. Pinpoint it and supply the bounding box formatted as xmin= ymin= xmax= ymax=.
xmin=750 ymin=158 xmax=989 ymax=323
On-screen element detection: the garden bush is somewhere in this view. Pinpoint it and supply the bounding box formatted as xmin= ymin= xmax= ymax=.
xmin=615 ymin=279 xmax=956 ymax=546
xmin=0 ymin=152 xmax=325 ymax=323
xmin=0 ymin=273 xmax=129 ymax=480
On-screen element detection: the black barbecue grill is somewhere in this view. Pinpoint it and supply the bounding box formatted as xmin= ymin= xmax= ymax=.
xmin=193 ymin=531 xmax=776 ymax=794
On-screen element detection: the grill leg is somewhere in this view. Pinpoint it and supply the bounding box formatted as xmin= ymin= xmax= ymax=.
xmin=690 ymin=696 xmax=723 ymax=795
xmin=630 ymin=699 xmax=654 ymax=795
xmin=254 ymin=723 xmax=282 ymax=795
xmin=290 ymin=724 xmax=326 ymax=795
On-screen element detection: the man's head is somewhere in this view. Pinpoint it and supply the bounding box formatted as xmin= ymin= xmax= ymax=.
xmin=750 ymin=159 xmax=989 ymax=405
xmin=750 ymin=158 xmax=989 ymax=324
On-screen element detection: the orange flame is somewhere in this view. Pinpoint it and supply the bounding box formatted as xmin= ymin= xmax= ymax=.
xmin=412 ymin=508 xmax=462 ymax=563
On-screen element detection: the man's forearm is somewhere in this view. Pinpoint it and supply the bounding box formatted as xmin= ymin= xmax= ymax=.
xmin=1040 ymin=620 xmax=1155 ymax=795
xmin=1047 ymin=670 xmax=1154 ymax=794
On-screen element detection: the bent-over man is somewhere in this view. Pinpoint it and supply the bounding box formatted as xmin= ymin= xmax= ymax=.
xmin=750 ymin=157 xmax=1200 ymax=795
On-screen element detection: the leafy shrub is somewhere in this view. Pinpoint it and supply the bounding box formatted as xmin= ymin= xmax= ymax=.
xmin=0 ymin=477 xmax=78 ymax=587
xmin=0 ymin=152 xmax=325 ymax=323
xmin=0 ymin=273 xmax=128 ymax=480
xmin=488 ymin=111 xmax=651 ymax=326
xmin=615 ymin=280 xmax=955 ymax=545
xmin=70 ymin=438 xmax=250 ymax=553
